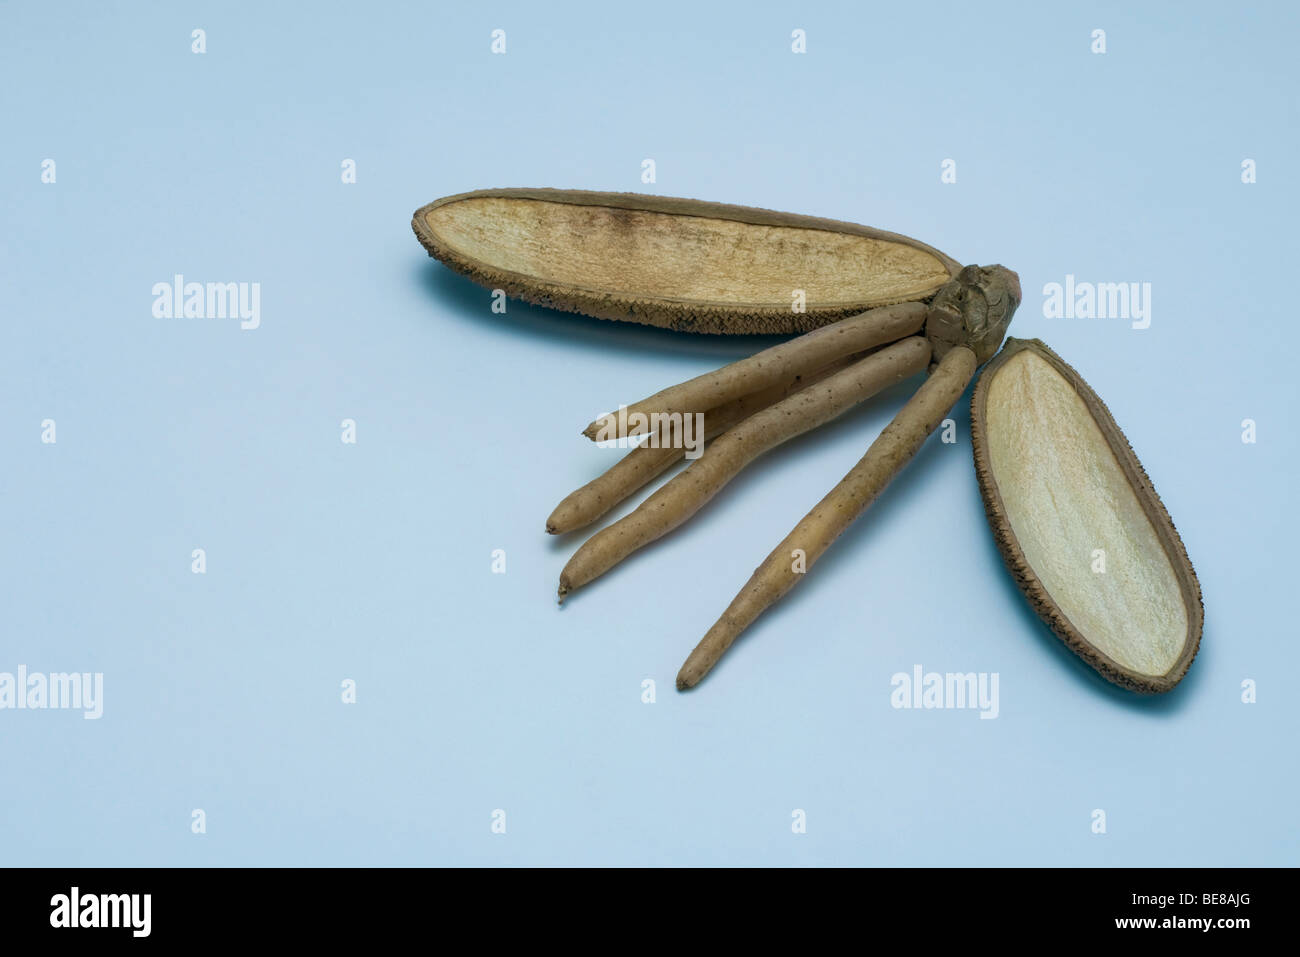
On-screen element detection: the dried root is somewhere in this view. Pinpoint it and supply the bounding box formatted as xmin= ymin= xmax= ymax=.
xmin=559 ymin=337 xmax=931 ymax=599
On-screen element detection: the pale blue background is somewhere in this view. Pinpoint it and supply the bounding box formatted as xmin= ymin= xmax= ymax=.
xmin=2 ymin=0 xmax=1296 ymax=866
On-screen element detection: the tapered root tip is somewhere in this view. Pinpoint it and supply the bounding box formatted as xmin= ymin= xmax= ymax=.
xmin=547 ymin=501 xmax=577 ymax=535
xmin=678 ymin=620 xmax=738 ymax=691
xmin=675 ymin=664 xmax=703 ymax=691
xmin=557 ymin=578 xmax=571 ymax=604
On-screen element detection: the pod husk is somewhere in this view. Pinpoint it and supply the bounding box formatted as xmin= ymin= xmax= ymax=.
xmin=412 ymin=188 xmax=962 ymax=335
xmin=970 ymin=338 xmax=1203 ymax=693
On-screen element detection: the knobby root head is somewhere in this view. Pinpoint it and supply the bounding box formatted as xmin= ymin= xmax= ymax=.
xmin=925 ymin=264 xmax=1021 ymax=366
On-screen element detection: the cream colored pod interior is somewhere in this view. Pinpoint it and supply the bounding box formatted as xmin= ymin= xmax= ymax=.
xmin=412 ymin=188 xmax=960 ymax=334
xmin=971 ymin=339 xmax=1203 ymax=693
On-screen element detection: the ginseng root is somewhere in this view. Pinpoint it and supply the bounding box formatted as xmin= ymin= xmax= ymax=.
xmin=676 ymin=345 xmax=979 ymax=690
xmin=581 ymin=301 xmax=926 ymax=441
xmin=547 ymin=354 xmax=863 ymax=535
xmin=558 ymin=336 xmax=931 ymax=600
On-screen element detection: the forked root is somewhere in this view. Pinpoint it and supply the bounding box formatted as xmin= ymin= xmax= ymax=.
xmin=547 ymin=353 xmax=863 ymax=535
xmin=559 ymin=336 xmax=931 ymax=600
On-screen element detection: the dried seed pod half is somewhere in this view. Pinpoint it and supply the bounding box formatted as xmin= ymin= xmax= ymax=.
xmin=970 ymin=338 xmax=1203 ymax=693
xmin=412 ymin=188 xmax=961 ymax=335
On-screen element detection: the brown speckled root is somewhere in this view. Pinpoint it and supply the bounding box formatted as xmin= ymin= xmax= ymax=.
xmin=969 ymin=338 xmax=1204 ymax=694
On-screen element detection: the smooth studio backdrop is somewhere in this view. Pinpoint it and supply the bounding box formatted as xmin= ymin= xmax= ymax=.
xmin=1 ymin=0 xmax=1296 ymax=865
